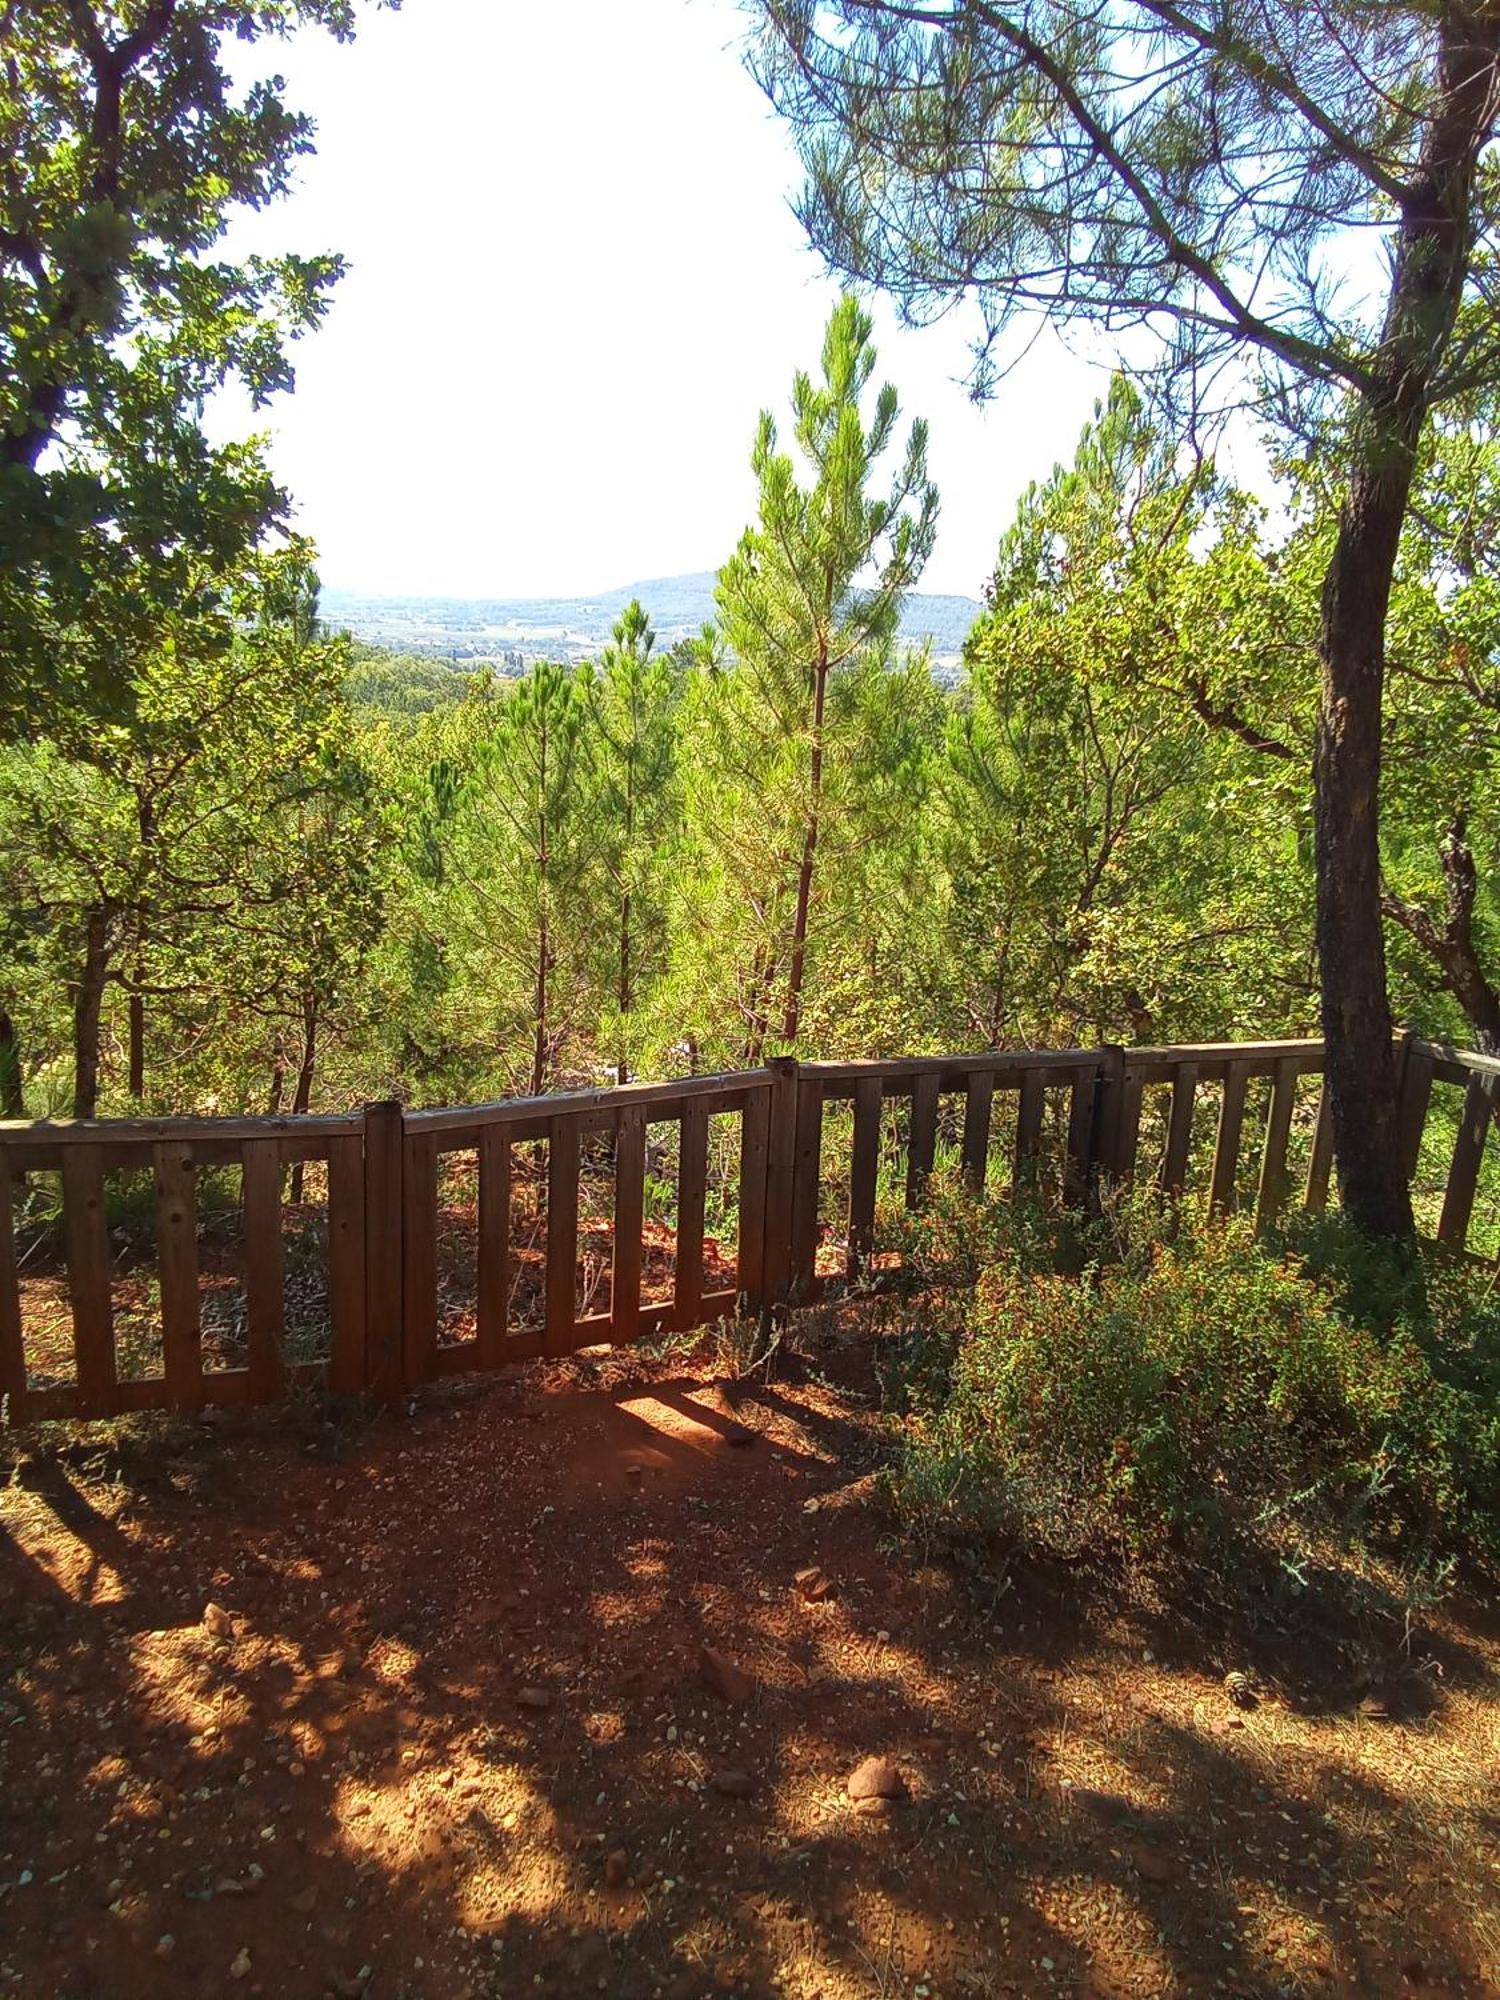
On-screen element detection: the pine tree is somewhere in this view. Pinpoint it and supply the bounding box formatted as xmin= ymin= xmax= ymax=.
xmin=592 ymin=602 xmax=681 ymax=1082
xmin=708 ymin=295 xmax=938 ymax=1053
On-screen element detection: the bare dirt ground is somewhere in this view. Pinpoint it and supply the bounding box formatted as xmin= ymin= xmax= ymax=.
xmin=2 ymin=1327 xmax=1499 ymax=2000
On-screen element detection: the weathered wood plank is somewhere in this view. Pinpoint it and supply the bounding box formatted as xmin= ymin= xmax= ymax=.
xmin=1014 ymin=1068 xmax=1045 ymax=1181
xmin=155 ymin=1143 xmax=202 ymax=1406
xmin=789 ymin=1076 xmax=825 ymax=1299
xmin=1398 ymin=1045 xmax=1435 ymax=1182
xmin=363 ymin=1100 xmax=405 ymax=1401
xmin=848 ymin=1076 xmax=882 ymax=1278
xmin=675 ymin=1101 xmax=708 ymax=1330
xmin=326 ymin=1133 xmax=367 ymax=1394
xmin=906 ymin=1071 xmax=939 ymax=1209
xmin=545 ymin=1115 xmax=580 ymax=1353
xmin=401 ymin=1129 xmax=438 ymax=1387
xmin=961 ymin=1071 xmax=994 ymax=1193
xmin=735 ymin=1087 xmax=770 ymax=1310
xmin=403 ymin=1067 xmax=761 ymax=1136
xmin=240 ymin=1140 xmax=284 ymax=1400
xmin=1064 ymin=1070 xmax=1097 ymax=1203
xmin=760 ymin=1059 xmax=799 ymax=1311
xmin=0 ymin=1156 xmax=26 ymax=1423
xmin=613 ymin=1107 xmax=645 ymax=1341
xmin=1161 ymin=1063 xmax=1198 ymax=1198
xmin=1303 ymin=1087 xmax=1334 ymax=1213
xmin=1255 ymin=1056 xmax=1299 ymax=1231
xmin=1208 ymin=1061 xmax=1251 ymax=1216
xmin=477 ymin=1123 xmax=512 ymax=1367
xmin=1113 ymin=1066 xmax=1145 ymax=1180
xmin=1438 ymin=1073 xmax=1495 ymax=1249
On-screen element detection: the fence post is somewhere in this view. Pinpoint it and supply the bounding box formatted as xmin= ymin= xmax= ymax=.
xmin=1091 ymin=1044 xmax=1128 ymax=1188
xmin=363 ymin=1099 xmax=406 ymax=1403
xmin=760 ymin=1057 xmax=799 ymax=1320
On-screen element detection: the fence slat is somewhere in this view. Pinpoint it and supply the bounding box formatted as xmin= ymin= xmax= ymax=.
xmin=735 ymin=1087 xmax=770 ymax=1311
xmin=477 ymin=1124 xmax=512 ymax=1366
xmin=364 ymin=1100 xmax=405 ymax=1401
xmin=402 ymin=1130 xmax=438 ymax=1386
xmin=1064 ymin=1070 xmax=1096 ymax=1202
xmin=1207 ymin=1061 xmax=1251 ymax=1215
xmin=1014 ymin=1068 xmax=1045 ymax=1181
xmin=0 ymin=1156 xmax=26 ymax=1422
xmin=790 ymin=1076 xmax=825 ymax=1299
xmin=1161 ymin=1063 xmax=1197 ymax=1197
xmin=546 ymin=1115 xmax=580 ymax=1352
xmin=1303 ymin=1086 xmax=1334 ymax=1213
xmin=1113 ymin=1065 xmax=1144 ymax=1180
xmin=613 ymin=1107 xmax=645 ymax=1340
xmin=154 ymin=1142 xmax=201 ymax=1405
xmin=961 ymin=1071 xmax=994 ymax=1192
xmin=906 ymin=1071 xmax=939 ymax=1208
xmin=1438 ymin=1073 xmax=1495 ymax=1249
xmin=240 ymin=1140 xmax=284 ymax=1399
xmin=1256 ymin=1056 xmax=1299 ymax=1230
xmin=1398 ymin=1045 xmax=1435 ymax=1181
xmin=760 ymin=1059 xmax=799 ymax=1311
xmin=675 ymin=1101 xmax=708 ymax=1329
xmin=326 ymin=1133 xmax=367 ymax=1394
xmin=848 ymin=1075 xmax=882 ymax=1278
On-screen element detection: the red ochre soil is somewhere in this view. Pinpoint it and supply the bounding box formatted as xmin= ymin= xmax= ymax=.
xmin=2 ymin=1333 xmax=1499 ymax=2000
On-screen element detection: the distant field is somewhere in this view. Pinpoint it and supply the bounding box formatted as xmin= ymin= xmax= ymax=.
xmin=321 ymin=571 xmax=982 ymax=673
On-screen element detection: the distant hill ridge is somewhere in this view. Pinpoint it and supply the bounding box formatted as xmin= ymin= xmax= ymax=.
xmin=321 ymin=572 xmax=983 ymax=668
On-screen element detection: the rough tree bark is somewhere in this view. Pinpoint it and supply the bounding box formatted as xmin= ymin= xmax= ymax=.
xmin=72 ymin=907 xmax=111 ymax=1120
xmin=781 ymin=642 xmax=830 ymax=1045
xmin=1315 ymin=5 xmax=1500 ymax=1234
xmin=288 ymin=993 xmax=319 ymax=1203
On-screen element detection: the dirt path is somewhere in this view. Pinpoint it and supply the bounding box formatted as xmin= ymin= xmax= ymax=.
xmin=2 ymin=1340 xmax=1498 ymax=1999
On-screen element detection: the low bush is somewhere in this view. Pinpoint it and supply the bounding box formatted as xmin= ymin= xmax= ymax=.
xmin=886 ymin=1190 xmax=1500 ymax=1594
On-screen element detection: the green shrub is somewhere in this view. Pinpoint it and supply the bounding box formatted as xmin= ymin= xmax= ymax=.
xmin=887 ymin=1208 xmax=1500 ymax=1587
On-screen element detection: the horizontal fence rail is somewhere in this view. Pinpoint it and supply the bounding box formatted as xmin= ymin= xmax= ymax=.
xmin=0 ymin=1033 xmax=1492 ymax=1425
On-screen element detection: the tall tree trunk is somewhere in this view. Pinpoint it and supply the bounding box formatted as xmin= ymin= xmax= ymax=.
xmin=616 ymin=886 xmax=632 ymax=1085
xmin=741 ymin=938 xmax=771 ymax=1067
xmin=1315 ymin=8 xmax=1500 ymax=1236
xmin=288 ymin=994 xmax=319 ymax=1203
xmin=0 ymin=1010 xmax=24 ymax=1120
xmin=531 ymin=915 xmax=550 ymax=1098
xmin=781 ymin=648 xmax=829 ymax=1045
xmin=73 ymin=908 xmax=110 ymax=1120
xmin=266 ymin=1038 xmax=287 ymax=1117
xmin=128 ymin=986 xmax=145 ymax=1101
xmin=1316 ymin=443 xmax=1417 ymax=1236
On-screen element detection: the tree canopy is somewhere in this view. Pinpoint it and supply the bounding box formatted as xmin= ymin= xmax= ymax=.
xmin=745 ymin=0 xmax=1500 ymax=1234
xmin=0 ymin=0 xmax=388 ymax=732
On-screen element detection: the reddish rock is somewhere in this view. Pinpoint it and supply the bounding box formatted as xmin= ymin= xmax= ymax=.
xmin=710 ymin=1767 xmax=756 ymax=1799
xmin=516 ymin=1687 xmax=552 ymax=1712
xmin=698 ymin=1644 xmax=755 ymax=1704
xmin=603 ymin=1847 xmax=629 ymax=1888
xmin=846 ymin=1756 xmax=906 ymax=1802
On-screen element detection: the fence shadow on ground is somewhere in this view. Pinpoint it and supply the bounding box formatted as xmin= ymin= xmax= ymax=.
xmin=3 ymin=1335 xmax=1499 ymax=1999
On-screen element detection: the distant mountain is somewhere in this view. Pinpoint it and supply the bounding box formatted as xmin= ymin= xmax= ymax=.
xmin=321 ymin=573 xmax=983 ymax=673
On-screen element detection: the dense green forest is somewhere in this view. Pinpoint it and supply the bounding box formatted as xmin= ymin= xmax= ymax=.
xmin=5 ymin=296 xmax=1498 ymax=1126
xmin=5 ymin=0 xmax=1500 ymax=1244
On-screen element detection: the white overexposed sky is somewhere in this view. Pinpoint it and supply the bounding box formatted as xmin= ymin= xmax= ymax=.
xmin=213 ymin=0 xmax=1121 ymax=602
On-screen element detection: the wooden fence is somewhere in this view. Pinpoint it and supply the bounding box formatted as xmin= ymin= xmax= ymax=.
xmin=1 ymin=1032 xmax=1495 ymax=1425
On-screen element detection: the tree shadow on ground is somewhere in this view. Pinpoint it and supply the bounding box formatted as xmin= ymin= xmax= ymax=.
xmin=2 ymin=1342 xmax=1497 ymax=2000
